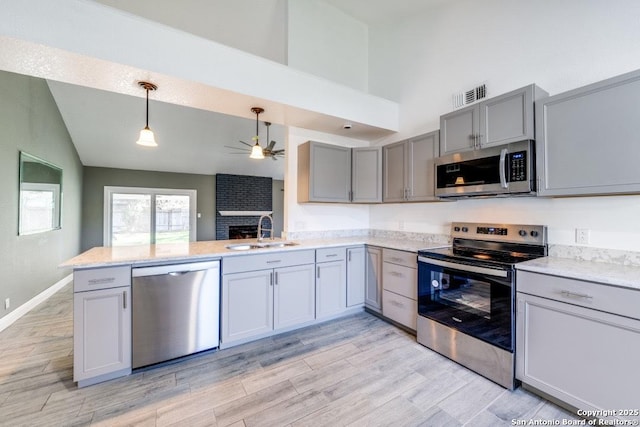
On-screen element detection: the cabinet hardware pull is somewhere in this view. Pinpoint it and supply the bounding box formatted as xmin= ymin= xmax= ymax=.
xmin=326 ymin=254 xmax=338 ymax=258
xmin=390 ymin=271 xmax=403 ymax=277
xmin=274 ymin=272 xmax=278 ymax=285
xmin=560 ymin=290 xmax=593 ymax=299
xmin=348 ymin=251 xmax=351 ymax=262
xmin=452 ymin=316 xmax=462 ymax=323
xmin=317 ymin=266 xmax=320 ymax=279
xmin=266 ymin=260 xmax=281 ymax=264
xmin=270 ymin=272 xmax=273 ymax=286
xmin=123 ymin=291 xmax=127 ymax=309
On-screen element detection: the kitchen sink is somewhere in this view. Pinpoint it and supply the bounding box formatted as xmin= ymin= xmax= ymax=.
xmin=225 ymin=242 xmax=298 ymax=251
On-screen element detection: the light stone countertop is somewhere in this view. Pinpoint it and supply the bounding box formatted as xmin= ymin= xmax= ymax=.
xmin=516 ymin=257 xmax=640 ymax=291
xmin=60 ymin=237 xmax=449 ymax=270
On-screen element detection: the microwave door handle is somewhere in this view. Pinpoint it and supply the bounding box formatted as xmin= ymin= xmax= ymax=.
xmin=499 ymin=148 xmax=509 ymax=189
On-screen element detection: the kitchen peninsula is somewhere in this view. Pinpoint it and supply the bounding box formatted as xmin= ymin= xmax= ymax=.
xmin=62 ymin=234 xmax=448 ymax=387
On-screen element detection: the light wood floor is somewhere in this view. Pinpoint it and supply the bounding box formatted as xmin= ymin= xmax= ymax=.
xmin=0 ymin=283 xmax=578 ymax=426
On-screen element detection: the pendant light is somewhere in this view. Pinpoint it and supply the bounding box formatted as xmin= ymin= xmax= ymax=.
xmin=135 ymin=81 xmax=158 ymax=147
xmin=249 ymin=107 xmax=265 ymax=159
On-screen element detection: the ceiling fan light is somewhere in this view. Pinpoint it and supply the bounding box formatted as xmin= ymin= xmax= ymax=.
xmin=136 ymin=126 xmax=157 ymax=147
xmin=250 ymin=142 xmax=265 ymax=159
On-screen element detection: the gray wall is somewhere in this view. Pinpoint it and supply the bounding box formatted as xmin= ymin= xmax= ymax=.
xmin=0 ymin=70 xmax=83 ymax=321
xmin=82 ymin=167 xmax=215 ymax=250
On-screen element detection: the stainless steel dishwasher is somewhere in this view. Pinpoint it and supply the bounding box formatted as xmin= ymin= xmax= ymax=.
xmin=132 ymin=260 xmax=220 ymax=369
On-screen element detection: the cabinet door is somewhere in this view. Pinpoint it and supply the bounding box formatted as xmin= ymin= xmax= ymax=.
xmin=516 ymin=292 xmax=640 ymax=413
xmin=352 ymin=147 xmax=382 ymax=203
xmin=364 ymin=246 xmax=383 ymax=312
xmin=406 ymin=131 xmax=439 ymax=201
xmin=346 ymin=246 xmax=365 ymax=306
xmin=479 ymin=84 xmax=535 ymax=148
xmin=73 ymin=286 xmax=131 ymax=383
xmin=299 ymin=141 xmax=351 ymax=202
xmin=274 ymin=264 xmax=315 ymax=330
xmin=316 ymin=260 xmax=347 ymax=319
xmin=382 ymin=141 xmax=407 ymax=202
xmin=222 ymin=270 xmax=273 ymax=344
xmin=537 ymin=71 xmax=640 ymax=196
xmin=440 ymin=106 xmax=478 ymax=155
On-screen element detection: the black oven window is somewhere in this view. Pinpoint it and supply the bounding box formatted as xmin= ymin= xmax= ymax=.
xmin=433 ymin=274 xmax=492 ymax=319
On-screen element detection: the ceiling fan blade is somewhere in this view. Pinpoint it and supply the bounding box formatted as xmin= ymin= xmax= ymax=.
xmin=224 ymin=145 xmax=250 ymax=151
xmin=267 ymin=140 xmax=276 ymax=151
xmin=238 ymin=140 xmax=253 ymax=147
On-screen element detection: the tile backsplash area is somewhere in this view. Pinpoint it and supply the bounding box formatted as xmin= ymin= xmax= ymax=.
xmin=216 ymin=174 xmax=272 ymax=240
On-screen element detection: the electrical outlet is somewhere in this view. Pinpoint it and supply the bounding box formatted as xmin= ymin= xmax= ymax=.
xmin=576 ymin=228 xmax=590 ymax=245
xmin=4 ymin=298 xmax=9 ymax=310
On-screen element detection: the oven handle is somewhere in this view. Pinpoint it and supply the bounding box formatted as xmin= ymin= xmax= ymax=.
xmin=418 ymin=256 xmax=509 ymax=278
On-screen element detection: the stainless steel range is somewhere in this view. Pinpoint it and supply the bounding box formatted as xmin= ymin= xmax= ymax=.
xmin=417 ymin=222 xmax=547 ymax=389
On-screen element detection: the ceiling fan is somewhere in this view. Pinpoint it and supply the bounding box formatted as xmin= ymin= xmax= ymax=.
xmin=225 ymin=107 xmax=285 ymax=160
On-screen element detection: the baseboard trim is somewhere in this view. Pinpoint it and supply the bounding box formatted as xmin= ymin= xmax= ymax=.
xmin=0 ymin=274 xmax=73 ymax=333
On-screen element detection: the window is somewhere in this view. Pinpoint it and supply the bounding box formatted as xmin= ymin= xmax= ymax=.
xmin=19 ymin=182 xmax=61 ymax=235
xmin=104 ymin=186 xmax=196 ymax=246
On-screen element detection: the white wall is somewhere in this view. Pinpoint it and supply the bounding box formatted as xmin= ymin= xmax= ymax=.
xmin=93 ymin=0 xmax=288 ymax=64
xmin=284 ymin=127 xmax=371 ymax=233
xmin=367 ymin=0 xmax=640 ymax=251
xmin=288 ymin=0 xmax=368 ymax=91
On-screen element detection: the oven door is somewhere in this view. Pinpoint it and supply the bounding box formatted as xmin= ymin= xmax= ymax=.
xmin=417 ymin=256 xmax=514 ymax=352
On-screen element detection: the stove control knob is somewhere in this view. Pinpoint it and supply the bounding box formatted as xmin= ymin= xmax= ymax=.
xmin=431 ymin=280 xmax=440 ymax=288
xmin=461 ymin=227 xmax=469 ymax=233
xmin=530 ymin=230 xmax=539 ymax=238
xmin=518 ymin=230 xmax=527 ymax=237
xmin=453 ymin=226 xmax=461 ymax=232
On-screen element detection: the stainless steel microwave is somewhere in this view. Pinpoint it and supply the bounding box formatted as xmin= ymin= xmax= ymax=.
xmin=435 ymin=140 xmax=535 ymax=198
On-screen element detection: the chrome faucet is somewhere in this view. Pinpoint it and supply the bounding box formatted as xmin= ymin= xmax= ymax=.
xmin=257 ymin=214 xmax=274 ymax=242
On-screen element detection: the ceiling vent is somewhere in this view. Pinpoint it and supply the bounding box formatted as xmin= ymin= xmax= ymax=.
xmin=452 ymin=83 xmax=487 ymax=109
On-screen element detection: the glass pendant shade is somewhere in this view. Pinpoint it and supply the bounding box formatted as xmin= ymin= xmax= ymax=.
xmin=250 ymin=141 xmax=265 ymax=159
xmin=136 ymin=126 xmax=157 ymax=147
xmin=136 ymin=81 xmax=158 ymax=147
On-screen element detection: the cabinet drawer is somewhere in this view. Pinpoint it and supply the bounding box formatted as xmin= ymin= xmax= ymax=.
xmin=74 ymin=265 xmax=131 ymax=292
xmin=316 ymin=247 xmax=346 ymax=263
xmin=382 ymin=262 xmax=416 ymax=299
xmin=517 ymin=270 xmax=640 ymax=320
xmin=223 ymin=250 xmax=315 ymax=274
xmin=382 ymin=248 xmax=416 ymax=268
xmin=382 ymin=290 xmax=417 ymax=330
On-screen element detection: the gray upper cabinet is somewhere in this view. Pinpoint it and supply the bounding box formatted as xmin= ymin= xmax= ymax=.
xmin=383 ymin=130 xmax=439 ymax=202
xmin=298 ymin=141 xmax=351 ymax=203
xmin=352 ymin=147 xmax=382 ymax=203
xmin=440 ymin=84 xmax=546 ymax=155
xmin=537 ymin=69 xmax=640 ymax=196
xmin=298 ymin=141 xmax=382 ymax=203
xmin=440 ymin=107 xmax=477 ymax=155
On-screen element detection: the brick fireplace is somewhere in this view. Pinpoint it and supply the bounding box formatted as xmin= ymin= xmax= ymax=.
xmin=215 ymin=174 xmax=272 ymax=240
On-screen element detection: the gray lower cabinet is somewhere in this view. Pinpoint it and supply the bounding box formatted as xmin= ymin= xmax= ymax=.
xmin=316 ymin=247 xmax=347 ymax=319
xmin=440 ymin=84 xmax=545 ymax=155
xmin=381 ymin=248 xmax=417 ymax=330
xmin=221 ymin=250 xmax=316 ymax=346
xmin=383 ymin=130 xmax=439 ymax=202
xmin=298 ymin=141 xmax=382 ymax=203
xmin=346 ymin=246 xmax=366 ymax=306
xmin=364 ymin=246 xmax=383 ymax=312
xmin=516 ymin=271 xmax=640 ymax=415
xmin=536 ymin=69 xmax=640 ymax=196
xmin=73 ymin=265 xmax=132 ymax=387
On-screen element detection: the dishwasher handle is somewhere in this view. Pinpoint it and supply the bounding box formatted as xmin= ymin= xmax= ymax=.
xmin=133 ymin=260 xmax=220 ymax=277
